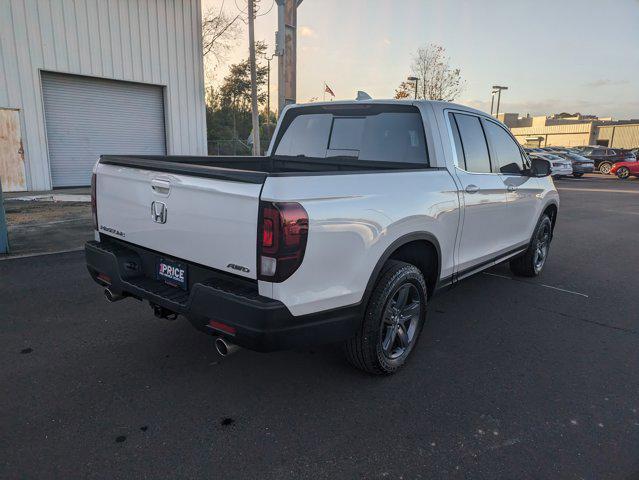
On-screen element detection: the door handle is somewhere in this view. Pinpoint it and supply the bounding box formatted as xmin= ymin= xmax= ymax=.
xmin=151 ymin=178 xmax=171 ymax=196
xmin=465 ymin=184 xmax=480 ymax=194
xmin=507 ymin=185 xmax=517 ymax=192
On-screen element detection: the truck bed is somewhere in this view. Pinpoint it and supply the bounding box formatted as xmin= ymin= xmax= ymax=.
xmin=99 ymin=154 xmax=430 ymax=184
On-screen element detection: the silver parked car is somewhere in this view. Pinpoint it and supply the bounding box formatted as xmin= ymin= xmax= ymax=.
xmin=529 ymin=152 xmax=573 ymax=178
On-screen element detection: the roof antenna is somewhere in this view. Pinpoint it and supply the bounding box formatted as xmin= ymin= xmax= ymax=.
xmin=356 ymin=91 xmax=372 ymax=101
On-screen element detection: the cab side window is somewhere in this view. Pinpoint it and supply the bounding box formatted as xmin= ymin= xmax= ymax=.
xmin=453 ymin=113 xmax=491 ymax=173
xmin=483 ymin=120 xmax=524 ymax=174
xmin=448 ymin=113 xmax=466 ymax=170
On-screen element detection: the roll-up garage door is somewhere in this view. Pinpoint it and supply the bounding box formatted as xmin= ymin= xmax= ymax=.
xmin=42 ymin=72 xmax=166 ymax=187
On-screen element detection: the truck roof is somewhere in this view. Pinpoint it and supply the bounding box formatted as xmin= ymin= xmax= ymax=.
xmin=283 ymin=99 xmax=489 ymax=118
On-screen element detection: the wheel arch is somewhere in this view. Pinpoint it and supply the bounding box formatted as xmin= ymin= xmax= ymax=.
xmin=542 ymin=201 xmax=558 ymax=232
xmin=362 ymin=233 xmax=442 ymax=307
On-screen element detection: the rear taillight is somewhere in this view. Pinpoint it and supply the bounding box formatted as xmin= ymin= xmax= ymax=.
xmin=257 ymin=201 xmax=308 ymax=282
xmin=91 ymin=173 xmax=98 ymax=230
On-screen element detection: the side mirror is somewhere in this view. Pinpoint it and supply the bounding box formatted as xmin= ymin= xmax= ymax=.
xmin=525 ymin=158 xmax=552 ymax=177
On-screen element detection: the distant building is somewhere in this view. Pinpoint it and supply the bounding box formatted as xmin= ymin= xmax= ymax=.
xmin=597 ymin=124 xmax=639 ymax=150
xmin=0 ymin=0 xmax=206 ymax=192
xmin=498 ymin=113 xmax=639 ymax=149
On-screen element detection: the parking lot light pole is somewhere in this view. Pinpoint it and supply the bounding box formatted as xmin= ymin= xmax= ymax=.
xmin=490 ymin=89 xmax=498 ymax=115
xmin=0 ymin=179 xmax=9 ymax=254
xmin=407 ymin=76 xmax=419 ymax=99
xmin=492 ymin=85 xmax=508 ymax=117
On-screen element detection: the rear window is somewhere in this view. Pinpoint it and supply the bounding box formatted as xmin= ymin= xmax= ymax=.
xmin=274 ymin=107 xmax=429 ymax=165
xmin=273 ymin=114 xmax=333 ymax=159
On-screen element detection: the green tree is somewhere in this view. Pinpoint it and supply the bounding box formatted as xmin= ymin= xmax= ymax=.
xmin=219 ymin=41 xmax=269 ymax=111
xmin=206 ymin=41 xmax=271 ymax=154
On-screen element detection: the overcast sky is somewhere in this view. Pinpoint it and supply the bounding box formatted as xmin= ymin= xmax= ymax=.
xmin=202 ymin=0 xmax=639 ymax=119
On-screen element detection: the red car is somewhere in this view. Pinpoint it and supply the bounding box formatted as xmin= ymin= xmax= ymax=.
xmin=610 ymin=161 xmax=639 ymax=179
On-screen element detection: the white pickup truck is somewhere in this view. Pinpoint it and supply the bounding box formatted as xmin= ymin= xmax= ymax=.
xmin=86 ymin=100 xmax=558 ymax=374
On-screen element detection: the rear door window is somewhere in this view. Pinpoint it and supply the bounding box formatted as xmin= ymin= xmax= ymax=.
xmin=453 ymin=113 xmax=491 ymax=173
xmin=482 ymin=120 xmax=524 ymax=174
xmin=274 ymin=108 xmax=429 ymax=165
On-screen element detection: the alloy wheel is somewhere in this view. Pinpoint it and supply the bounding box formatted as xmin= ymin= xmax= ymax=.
xmin=380 ymin=283 xmax=421 ymax=359
xmin=617 ymin=167 xmax=630 ymax=179
xmin=533 ymin=222 xmax=551 ymax=273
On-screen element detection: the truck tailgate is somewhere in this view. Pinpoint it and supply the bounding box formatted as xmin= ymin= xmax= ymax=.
xmin=95 ymin=162 xmax=263 ymax=279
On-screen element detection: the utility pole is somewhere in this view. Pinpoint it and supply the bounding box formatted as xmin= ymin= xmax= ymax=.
xmin=492 ymin=85 xmax=508 ymax=118
xmin=275 ymin=0 xmax=303 ymax=115
xmin=248 ymin=0 xmax=261 ymax=156
xmin=265 ymin=53 xmax=275 ymax=140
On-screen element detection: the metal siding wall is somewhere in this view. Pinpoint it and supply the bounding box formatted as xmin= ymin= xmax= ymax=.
xmin=599 ymin=125 xmax=639 ymax=149
xmin=42 ymin=72 xmax=166 ymax=186
xmin=597 ymin=126 xmax=613 ymax=142
xmin=0 ymin=0 xmax=206 ymax=191
xmin=615 ymin=126 xmax=639 ymax=148
xmin=511 ymin=123 xmax=594 ymax=136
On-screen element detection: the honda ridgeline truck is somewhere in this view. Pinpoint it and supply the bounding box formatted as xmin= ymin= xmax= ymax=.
xmin=86 ymin=100 xmax=558 ymax=374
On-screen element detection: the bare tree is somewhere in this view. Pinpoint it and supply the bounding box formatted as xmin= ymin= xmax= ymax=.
xmin=202 ymin=3 xmax=243 ymax=66
xmin=408 ymin=43 xmax=465 ymax=101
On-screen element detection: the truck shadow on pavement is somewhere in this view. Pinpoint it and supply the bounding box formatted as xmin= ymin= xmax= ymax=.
xmin=2 ymin=245 xmax=639 ymax=479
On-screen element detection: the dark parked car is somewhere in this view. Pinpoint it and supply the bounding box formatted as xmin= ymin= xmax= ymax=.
xmin=579 ymin=147 xmax=635 ymax=174
xmin=554 ymin=152 xmax=595 ymax=178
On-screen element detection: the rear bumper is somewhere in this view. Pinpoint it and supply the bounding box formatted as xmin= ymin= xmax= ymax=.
xmin=572 ymin=164 xmax=594 ymax=174
xmin=551 ymin=167 xmax=573 ymax=176
xmin=85 ymin=239 xmax=361 ymax=352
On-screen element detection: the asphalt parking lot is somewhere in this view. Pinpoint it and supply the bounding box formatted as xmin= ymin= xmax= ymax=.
xmin=1 ymin=175 xmax=638 ymax=479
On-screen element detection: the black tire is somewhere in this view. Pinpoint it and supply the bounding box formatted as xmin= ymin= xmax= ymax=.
xmin=510 ymin=214 xmax=553 ymax=277
xmin=599 ymin=162 xmax=612 ymax=175
xmin=573 ymin=172 xmax=584 ymax=178
xmin=616 ymin=166 xmax=630 ymax=179
xmin=344 ymin=260 xmax=427 ymax=375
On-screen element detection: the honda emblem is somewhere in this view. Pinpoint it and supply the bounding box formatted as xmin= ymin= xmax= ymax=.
xmin=151 ymin=201 xmax=167 ymax=224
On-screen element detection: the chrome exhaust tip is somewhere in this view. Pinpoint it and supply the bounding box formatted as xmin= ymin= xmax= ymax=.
xmin=215 ymin=337 xmax=240 ymax=357
xmin=104 ymin=288 xmax=125 ymax=303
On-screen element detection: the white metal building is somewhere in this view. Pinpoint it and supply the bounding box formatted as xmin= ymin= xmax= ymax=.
xmin=0 ymin=0 xmax=206 ymax=192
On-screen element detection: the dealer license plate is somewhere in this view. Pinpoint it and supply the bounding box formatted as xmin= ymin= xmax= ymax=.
xmin=157 ymin=258 xmax=188 ymax=290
